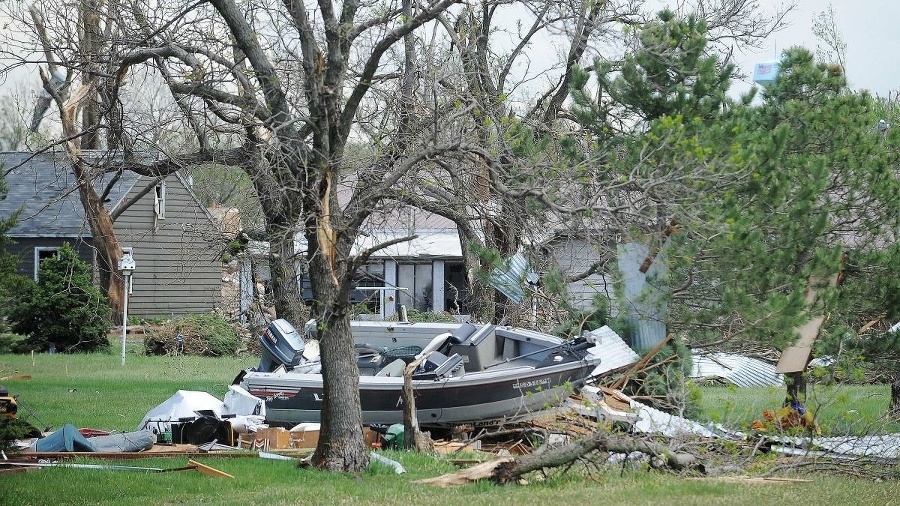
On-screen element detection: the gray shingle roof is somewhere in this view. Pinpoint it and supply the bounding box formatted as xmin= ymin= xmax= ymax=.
xmin=0 ymin=151 xmax=140 ymax=238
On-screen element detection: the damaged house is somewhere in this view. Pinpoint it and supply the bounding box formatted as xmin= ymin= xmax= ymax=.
xmin=0 ymin=151 xmax=223 ymax=317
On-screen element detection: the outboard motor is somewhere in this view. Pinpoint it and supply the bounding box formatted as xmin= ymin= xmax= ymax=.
xmin=258 ymin=319 xmax=305 ymax=372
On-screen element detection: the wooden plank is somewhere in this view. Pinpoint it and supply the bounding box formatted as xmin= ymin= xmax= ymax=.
xmin=187 ymin=459 xmax=234 ymax=479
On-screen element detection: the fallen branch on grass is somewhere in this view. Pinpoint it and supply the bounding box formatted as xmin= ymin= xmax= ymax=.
xmin=416 ymin=427 xmax=701 ymax=486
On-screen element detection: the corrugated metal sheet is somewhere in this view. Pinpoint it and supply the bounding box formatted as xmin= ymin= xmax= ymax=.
xmin=585 ymin=326 xmax=640 ymax=377
xmin=488 ymin=253 xmax=538 ymax=304
xmin=690 ymin=352 xmax=784 ymax=388
xmin=617 ymin=242 xmax=668 ymax=350
xmin=771 ymin=434 xmax=900 ymax=460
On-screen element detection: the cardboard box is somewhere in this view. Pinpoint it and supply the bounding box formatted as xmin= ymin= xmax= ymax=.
xmin=239 ymin=427 xmax=293 ymax=450
xmin=240 ymin=425 xmax=374 ymax=450
xmin=289 ymin=428 xmax=319 ymax=449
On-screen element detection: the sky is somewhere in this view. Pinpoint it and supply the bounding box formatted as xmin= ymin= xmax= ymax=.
xmin=731 ymin=0 xmax=900 ymax=98
xmin=3 ymin=1 xmax=900 ymax=108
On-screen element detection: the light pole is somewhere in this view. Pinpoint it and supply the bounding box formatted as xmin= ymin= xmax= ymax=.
xmin=118 ymin=251 xmax=136 ymax=366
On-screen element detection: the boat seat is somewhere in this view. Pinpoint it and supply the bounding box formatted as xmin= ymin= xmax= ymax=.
xmin=448 ymin=324 xmax=498 ymax=371
xmin=413 ymin=352 xmax=465 ymax=380
xmin=375 ymin=359 xmax=407 ymax=377
xmin=416 ymin=332 xmax=453 ymax=359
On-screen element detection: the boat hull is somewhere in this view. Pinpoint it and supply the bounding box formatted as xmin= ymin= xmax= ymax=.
xmin=245 ymin=361 xmax=595 ymax=426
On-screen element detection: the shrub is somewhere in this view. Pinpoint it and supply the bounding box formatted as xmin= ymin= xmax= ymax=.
xmin=7 ymin=243 xmax=110 ymax=352
xmin=143 ymin=312 xmax=240 ymax=356
xmin=0 ymin=333 xmax=28 ymax=354
xmin=398 ymin=308 xmax=458 ymax=323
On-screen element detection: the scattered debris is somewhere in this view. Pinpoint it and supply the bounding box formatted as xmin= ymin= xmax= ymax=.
xmin=138 ymin=390 xmax=226 ymax=435
xmin=751 ymin=405 xmax=820 ymax=435
xmin=29 ymin=423 xmax=156 ymax=453
xmin=0 ymin=458 xmax=233 ymax=478
xmin=369 ymin=451 xmax=405 ymax=474
xmin=188 ymin=459 xmax=234 ymax=478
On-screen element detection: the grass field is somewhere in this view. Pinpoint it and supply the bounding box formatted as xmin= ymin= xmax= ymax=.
xmin=0 ymin=346 xmax=256 ymax=430
xmin=0 ymin=349 xmax=897 ymax=506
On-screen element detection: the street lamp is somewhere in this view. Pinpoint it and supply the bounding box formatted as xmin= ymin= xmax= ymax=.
xmin=118 ymin=251 xmax=136 ymax=366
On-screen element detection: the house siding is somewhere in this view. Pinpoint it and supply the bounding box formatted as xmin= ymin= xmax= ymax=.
xmin=549 ymin=237 xmax=613 ymax=309
xmin=113 ymin=175 xmax=222 ymax=317
xmin=7 ymin=237 xmax=95 ymax=280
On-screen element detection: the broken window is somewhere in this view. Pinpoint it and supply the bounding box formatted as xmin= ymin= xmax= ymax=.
xmin=154 ymin=183 xmax=166 ymax=219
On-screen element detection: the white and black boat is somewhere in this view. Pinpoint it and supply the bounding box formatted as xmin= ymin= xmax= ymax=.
xmin=235 ymin=319 xmax=602 ymax=427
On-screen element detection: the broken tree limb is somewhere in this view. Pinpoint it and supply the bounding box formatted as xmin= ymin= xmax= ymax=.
xmin=415 ymin=458 xmax=515 ymax=487
xmin=417 ymin=428 xmax=701 ymax=487
xmin=609 ymin=334 xmax=672 ymax=390
xmin=402 ymin=352 xmax=435 ymax=452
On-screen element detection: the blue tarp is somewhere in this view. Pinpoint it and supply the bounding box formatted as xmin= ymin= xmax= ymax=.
xmin=34 ymin=423 xmax=98 ymax=452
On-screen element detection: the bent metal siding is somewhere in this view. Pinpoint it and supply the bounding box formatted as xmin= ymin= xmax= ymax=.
xmin=113 ymin=174 xmax=221 ymax=317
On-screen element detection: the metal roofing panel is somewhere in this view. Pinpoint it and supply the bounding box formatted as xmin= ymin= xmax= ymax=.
xmin=690 ymin=352 xmax=784 ymax=388
xmin=617 ymin=242 xmax=668 ymax=350
xmin=585 ymin=325 xmax=640 ymax=377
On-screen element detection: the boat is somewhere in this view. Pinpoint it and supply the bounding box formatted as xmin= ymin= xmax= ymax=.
xmin=234 ymin=319 xmax=602 ymax=427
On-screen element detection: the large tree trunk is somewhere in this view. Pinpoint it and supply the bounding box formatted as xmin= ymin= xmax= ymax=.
xmin=74 ymin=165 xmax=125 ymax=323
xmin=78 ymin=0 xmax=102 ymax=150
xmin=248 ymin=152 xmax=306 ymax=327
xmin=268 ymin=224 xmax=306 ymax=326
xmin=34 ymin=5 xmax=125 ymax=324
xmin=306 ymin=203 xmax=368 ymax=471
xmin=309 ymin=267 xmax=368 ymax=471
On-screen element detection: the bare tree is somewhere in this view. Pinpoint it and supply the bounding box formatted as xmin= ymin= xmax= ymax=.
xmin=387 ymin=0 xmax=793 ymax=327
xmin=92 ymin=0 xmax=468 ymax=470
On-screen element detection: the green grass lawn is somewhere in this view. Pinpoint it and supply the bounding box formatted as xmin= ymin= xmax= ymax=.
xmin=0 ymin=345 xmax=257 ymax=430
xmin=695 ymin=383 xmax=900 ymax=435
xmin=1 ymin=350 xmax=897 ymax=505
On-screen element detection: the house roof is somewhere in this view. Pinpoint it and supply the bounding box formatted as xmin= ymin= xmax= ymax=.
xmin=1 ymin=151 xmax=140 ymax=238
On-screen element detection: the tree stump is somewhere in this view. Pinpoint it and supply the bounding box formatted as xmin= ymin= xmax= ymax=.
xmin=402 ymin=353 xmax=435 ymax=452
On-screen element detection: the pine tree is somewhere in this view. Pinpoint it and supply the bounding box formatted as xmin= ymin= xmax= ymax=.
xmin=8 ymin=243 xmax=111 ymax=352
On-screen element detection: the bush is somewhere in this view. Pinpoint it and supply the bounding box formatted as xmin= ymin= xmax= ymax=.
xmin=7 ymin=243 xmax=110 ymax=352
xmin=143 ymin=312 xmax=240 ymax=356
xmin=0 ymin=333 xmax=28 ymax=354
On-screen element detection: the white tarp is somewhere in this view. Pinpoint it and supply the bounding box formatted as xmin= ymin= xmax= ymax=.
xmin=223 ymin=384 xmax=266 ymax=417
xmin=137 ymin=390 xmax=225 ymax=432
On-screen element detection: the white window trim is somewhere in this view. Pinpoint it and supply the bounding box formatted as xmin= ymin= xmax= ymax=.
xmin=154 ymin=182 xmax=166 ymax=219
xmin=33 ymin=246 xmax=60 ymax=281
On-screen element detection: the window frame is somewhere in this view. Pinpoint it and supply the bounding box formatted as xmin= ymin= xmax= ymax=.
xmin=154 ymin=182 xmax=166 ymax=219
xmin=33 ymin=246 xmax=60 ymax=281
